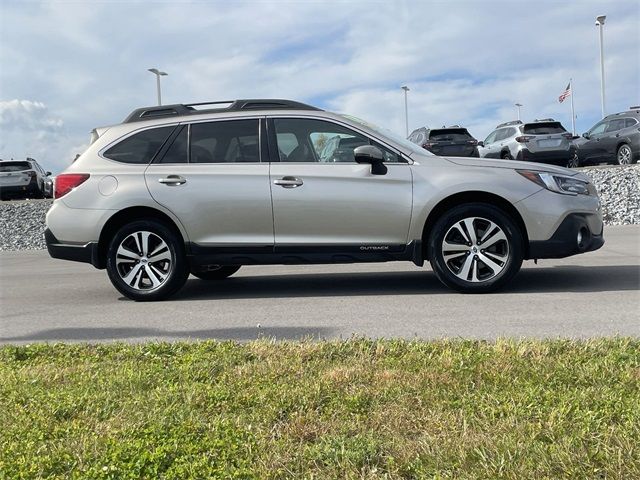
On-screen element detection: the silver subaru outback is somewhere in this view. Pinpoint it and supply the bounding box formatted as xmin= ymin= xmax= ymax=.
xmin=45 ymin=99 xmax=603 ymax=301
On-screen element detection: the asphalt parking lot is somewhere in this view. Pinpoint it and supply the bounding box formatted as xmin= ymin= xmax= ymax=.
xmin=1 ymin=225 xmax=638 ymax=344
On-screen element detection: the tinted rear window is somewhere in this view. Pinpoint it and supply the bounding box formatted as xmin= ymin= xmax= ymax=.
xmin=523 ymin=122 xmax=566 ymax=135
xmin=104 ymin=126 xmax=175 ymax=164
xmin=0 ymin=161 xmax=31 ymax=172
xmin=429 ymin=129 xmax=473 ymax=141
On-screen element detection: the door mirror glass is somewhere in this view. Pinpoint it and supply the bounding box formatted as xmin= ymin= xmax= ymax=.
xmin=582 ymin=132 xmax=590 ymax=139
xmin=45 ymin=171 xmax=52 ymax=176
xmin=477 ymin=141 xmax=484 ymax=147
xmin=354 ymin=145 xmax=387 ymax=175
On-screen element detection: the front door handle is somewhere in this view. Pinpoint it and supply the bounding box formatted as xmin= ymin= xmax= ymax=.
xmin=273 ymin=176 xmax=303 ymax=188
xmin=158 ymin=175 xmax=187 ymax=186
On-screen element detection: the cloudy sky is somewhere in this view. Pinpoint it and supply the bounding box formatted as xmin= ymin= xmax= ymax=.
xmin=1 ymin=0 xmax=638 ymax=173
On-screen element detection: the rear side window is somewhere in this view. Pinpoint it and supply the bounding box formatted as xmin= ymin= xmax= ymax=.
xmin=523 ymin=122 xmax=566 ymax=135
xmin=605 ymin=119 xmax=626 ymax=132
xmin=157 ymin=126 xmax=188 ymax=164
xmin=190 ymin=119 xmax=260 ymax=163
xmin=0 ymin=161 xmax=31 ymax=172
xmin=625 ymin=118 xmax=638 ymax=128
xmin=104 ymin=126 xmax=175 ymax=164
xmin=429 ymin=129 xmax=473 ymax=141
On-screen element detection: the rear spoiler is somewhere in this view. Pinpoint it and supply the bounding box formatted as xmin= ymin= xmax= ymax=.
xmin=90 ymin=126 xmax=110 ymax=145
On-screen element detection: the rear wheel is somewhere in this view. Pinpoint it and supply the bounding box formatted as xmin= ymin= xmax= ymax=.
xmin=616 ymin=144 xmax=632 ymax=165
xmin=428 ymin=204 xmax=523 ymax=293
xmin=106 ymin=219 xmax=189 ymax=301
xmin=501 ymin=151 xmax=513 ymax=160
xmin=191 ymin=265 xmax=241 ymax=280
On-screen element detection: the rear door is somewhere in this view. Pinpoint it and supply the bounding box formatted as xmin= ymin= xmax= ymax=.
xmin=267 ymin=117 xmax=413 ymax=249
xmin=144 ymin=117 xmax=274 ymax=247
xmin=601 ymin=118 xmax=627 ymax=160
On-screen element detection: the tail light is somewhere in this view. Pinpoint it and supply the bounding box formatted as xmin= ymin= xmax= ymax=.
xmin=26 ymin=171 xmax=37 ymax=177
xmin=467 ymin=140 xmax=478 ymax=145
xmin=54 ymin=173 xmax=89 ymax=199
xmin=562 ymin=133 xmax=574 ymax=140
xmin=422 ymin=142 xmax=434 ymax=149
xmin=515 ymin=136 xmax=534 ymax=143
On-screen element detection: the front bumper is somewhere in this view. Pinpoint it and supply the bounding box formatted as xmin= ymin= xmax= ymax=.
xmin=527 ymin=213 xmax=604 ymax=259
xmin=44 ymin=228 xmax=101 ymax=268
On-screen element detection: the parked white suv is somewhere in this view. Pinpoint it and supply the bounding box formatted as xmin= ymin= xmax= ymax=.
xmin=46 ymin=99 xmax=604 ymax=301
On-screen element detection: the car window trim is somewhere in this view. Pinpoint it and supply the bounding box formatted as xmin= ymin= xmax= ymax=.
xmin=266 ymin=115 xmax=410 ymax=164
xmin=99 ymin=123 xmax=180 ymax=165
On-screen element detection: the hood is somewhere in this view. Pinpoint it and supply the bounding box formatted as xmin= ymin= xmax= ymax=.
xmin=443 ymin=156 xmax=577 ymax=176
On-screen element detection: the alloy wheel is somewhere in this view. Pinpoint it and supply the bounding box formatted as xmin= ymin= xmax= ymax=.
xmin=441 ymin=217 xmax=510 ymax=283
xmin=618 ymin=145 xmax=632 ymax=165
xmin=115 ymin=231 xmax=173 ymax=291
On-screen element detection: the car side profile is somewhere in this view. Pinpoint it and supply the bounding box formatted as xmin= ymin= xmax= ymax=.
xmin=46 ymin=99 xmax=604 ymax=301
xmin=478 ymin=119 xmax=578 ymax=167
xmin=0 ymin=158 xmax=52 ymax=200
xmin=576 ymin=107 xmax=640 ymax=166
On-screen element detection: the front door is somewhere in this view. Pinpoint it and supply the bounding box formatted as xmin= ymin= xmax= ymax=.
xmin=267 ymin=117 xmax=413 ymax=250
xmin=145 ymin=117 xmax=274 ymax=248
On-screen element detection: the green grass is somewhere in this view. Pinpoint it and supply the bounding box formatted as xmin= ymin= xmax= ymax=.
xmin=1 ymin=339 xmax=639 ymax=479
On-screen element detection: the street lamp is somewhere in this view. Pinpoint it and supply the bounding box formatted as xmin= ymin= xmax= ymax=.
xmin=401 ymin=86 xmax=410 ymax=137
xmin=148 ymin=68 xmax=168 ymax=106
xmin=515 ymin=103 xmax=523 ymax=121
xmin=595 ymin=15 xmax=606 ymax=117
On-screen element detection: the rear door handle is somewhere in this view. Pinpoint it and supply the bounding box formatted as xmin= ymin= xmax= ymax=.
xmin=273 ymin=176 xmax=303 ymax=188
xmin=158 ymin=175 xmax=187 ymax=186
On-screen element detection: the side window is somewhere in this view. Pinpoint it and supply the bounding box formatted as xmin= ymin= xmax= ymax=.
xmin=484 ymin=130 xmax=498 ymax=144
xmin=157 ymin=126 xmax=188 ymax=164
xmin=273 ymin=118 xmax=403 ymax=163
xmin=588 ymin=121 xmax=607 ymax=135
xmin=104 ymin=126 xmax=175 ymax=164
xmin=190 ymin=119 xmax=260 ymax=163
xmin=494 ymin=129 xmax=509 ymax=142
xmin=625 ymin=118 xmax=638 ymax=128
xmin=605 ymin=119 xmax=625 ymax=132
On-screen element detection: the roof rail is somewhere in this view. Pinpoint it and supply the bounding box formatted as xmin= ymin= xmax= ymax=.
xmin=123 ymin=99 xmax=322 ymax=123
xmin=496 ymin=120 xmax=522 ymax=128
xmin=533 ymin=118 xmax=556 ymax=122
xmin=630 ymin=106 xmax=640 ymax=110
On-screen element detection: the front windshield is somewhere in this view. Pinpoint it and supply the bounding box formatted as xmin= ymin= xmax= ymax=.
xmin=338 ymin=114 xmax=434 ymax=156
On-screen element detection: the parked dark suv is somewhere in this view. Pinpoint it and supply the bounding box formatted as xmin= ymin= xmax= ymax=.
xmin=408 ymin=126 xmax=479 ymax=157
xmin=576 ymin=107 xmax=640 ymax=166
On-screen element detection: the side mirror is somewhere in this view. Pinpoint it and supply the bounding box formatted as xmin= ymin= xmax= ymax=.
xmin=582 ymin=132 xmax=590 ymax=139
xmin=354 ymin=145 xmax=387 ymax=175
xmin=477 ymin=141 xmax=484 ymax=147
xmin=45 ymin=171 xmax=52 ymax=176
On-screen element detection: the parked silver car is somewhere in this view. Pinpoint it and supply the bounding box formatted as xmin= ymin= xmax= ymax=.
xmin=478 ymin=119 xmax=578 ymax=167
xmin=45 ymin=99 xmax=603 ymax=301
xmin=0 ymin=158 xmax=52 ymax=200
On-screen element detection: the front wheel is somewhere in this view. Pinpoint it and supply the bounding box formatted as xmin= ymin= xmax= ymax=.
xmin=191 ymin=265 xmax=241 ymax=281
xmin=428 ymin=204 xmax=524 ymax=293
xmin=106 ymin=220 xmax=189 ymax=301
xmin=567 ymin=153 xmax=580 ymax=168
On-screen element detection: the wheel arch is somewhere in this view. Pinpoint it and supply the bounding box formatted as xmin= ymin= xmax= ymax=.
xmin=421 ymin=191 xmax=530 ymax=260
xmin=96 ymin=206 xmax=186 ymax=269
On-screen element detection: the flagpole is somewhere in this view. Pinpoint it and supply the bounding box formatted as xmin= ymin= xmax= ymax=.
xmin=569 ymin=79 xmax=576 ymax=136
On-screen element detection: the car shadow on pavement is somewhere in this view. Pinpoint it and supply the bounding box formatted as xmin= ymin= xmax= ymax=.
xmin=0 ymin=326 xmax=334 ymax=343
xmin=170 ymin=264 xmax=640 ymax=301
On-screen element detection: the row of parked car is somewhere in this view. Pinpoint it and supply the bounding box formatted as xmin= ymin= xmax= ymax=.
xmin=0 ymin=158 xmax=53 ymax=200
xmin=408 ymin=106 xmax=640 ymax=168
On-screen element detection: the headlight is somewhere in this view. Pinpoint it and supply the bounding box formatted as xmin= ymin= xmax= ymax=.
xmin=517 ymin=170 xmax=592 ymax=196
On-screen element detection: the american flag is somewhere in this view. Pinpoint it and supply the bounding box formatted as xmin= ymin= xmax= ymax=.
xmin=558 ymin=82 xmax=572 ymax=103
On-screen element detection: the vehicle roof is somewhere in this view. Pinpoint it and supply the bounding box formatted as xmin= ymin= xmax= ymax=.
xmin=604 ymin=108 xmax=640 ymax=119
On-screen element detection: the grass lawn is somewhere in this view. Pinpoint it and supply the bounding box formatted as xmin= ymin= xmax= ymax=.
xmin=1 ymin=339 xmax=639 ymax=479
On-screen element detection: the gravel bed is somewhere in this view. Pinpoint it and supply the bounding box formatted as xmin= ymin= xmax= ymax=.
xmin=1 ymin=165 xmax=638 ymax=251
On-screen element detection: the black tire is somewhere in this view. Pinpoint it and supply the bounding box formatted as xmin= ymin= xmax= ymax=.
xmin=106 ymin=219 xmax=189 ymax=301
xmin=616 ymin=143 xmax=633 ymax=165
xmin=501 ymin=151 xmax=513 ymax=160
xmin=191 ymin=265 xmax=241 ymax=281
xmin=428 ymin=203 xmax=524 ymax=293
xmin=567 ymin=153 xmax=580 ymax=168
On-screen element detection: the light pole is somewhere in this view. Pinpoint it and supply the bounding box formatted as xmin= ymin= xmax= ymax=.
xmin=148 ymin=68 xmax=168 ymax=106
xmin=515 ymin=103 xmax=523 ymax=121
xmin=595 ymin=15 xmax=606 ymax=118
xmin=401 ymin=86 xmax=410 ymax=137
